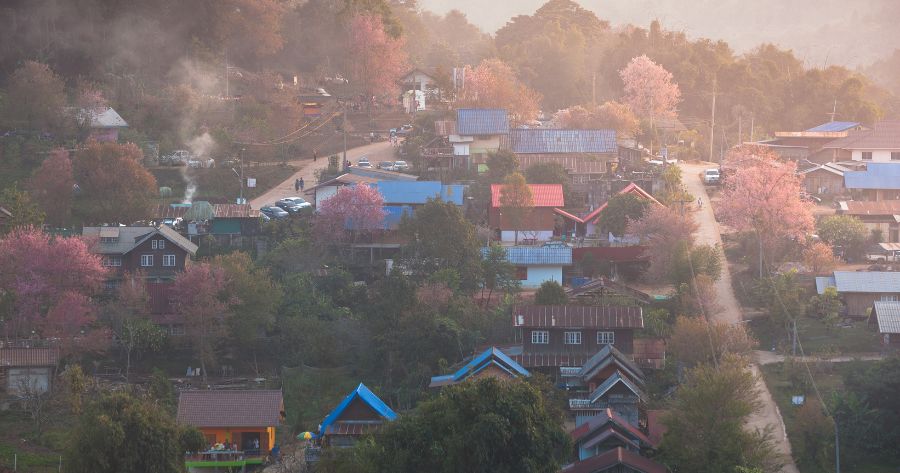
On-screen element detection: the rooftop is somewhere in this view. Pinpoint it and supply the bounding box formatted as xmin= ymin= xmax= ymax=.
xmin=806 ymin=121 xmax=862 ymax=133
xmin=0 ymin=347 xmax=59 ymax=367
xmin=319 ymin=383 xmax=397 ymax=437
xmin=83 ymin=225 xmax=198 ymax=256
xmin=844 ymin=163 xmax=900 ymax=190
xmin=429 ymin=347 xmax=529 ymax=388
xmin=509 ymin=129 xmax=617 ymax=154
xmin=838 ymin=200 xmax=900 ymax=216
xmin=513 ymin=305 xmax=644 ymax=329
xmin=375 ymin=181 xmax=465 ymax=205
xmin=490 ymin=183 xmax=564 ymax=208
xmin=816 ymin=271 xmax=900 ymax=294
xmin=176 ymin=390 xmax=283 ymax=428
xmin=582 ymin=182 xmax=662 ymax=224
xmin=456 ymin=109 xmax=509 ymax=136
xmin=79 ymin=107 xmax=128 ymax=128
xmin=483 ymin=246 xmax=573 ymax=266
xmin=873 ymin=301 xmax=900 ymax=334
xmin=823 ymin=120 xmax=900 ymax=150
xmin=561 ymin=447 xmax=666 ymax=473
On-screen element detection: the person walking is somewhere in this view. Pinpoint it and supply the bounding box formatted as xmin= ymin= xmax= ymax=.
xmin=313 ymin=150 xmax=317 ymax=162
xmin=697 ymin=197 xmax=703 ymax=209
xmin=294 ymin=178 xmax=300 ymax=192
xmin=299 ymin=177 xmax=305 ymax=191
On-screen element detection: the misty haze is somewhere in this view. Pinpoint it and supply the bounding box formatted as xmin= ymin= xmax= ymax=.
xmin=1 ymin=1 xmax=899 ymax=473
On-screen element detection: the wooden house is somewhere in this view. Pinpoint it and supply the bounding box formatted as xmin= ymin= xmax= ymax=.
xmin=83 ymin=225 xmax=198 ymax=284
xmin=512 ymin=305 xmax=643 ymax=370
xmin=753 ymin=121 xmax=865 ymax=163
xmin=78 ymin=107 xmax=129 ymax=142
xmin=429 ymin=347 xmax=529 ymax=388
xmin=798 ymin=162 xmax=848 ymax=196
xmin=820 ymin=120 xmax=900 ymax=163
xmin=560 ymin=446 xmax=666 ymax=473
xmin=871 ymin=301 xmax=900 ymax=346
xmin=0 ymin=345 xmax=59 ymax=399
xmin=450 ymin=109 xmax=509 ymax=169
xmin=177 ymin=390 xmax=284 ymax=470
xmin=570 ymin=408 xmax=657 ymax=461
xmin=489 ymin=183 xmax=564 ymax=242
xmin=836 ymin=200 xmax=900 ymax=242
xmin=318 ymin=383 xmax=397 ymax=448
xmin=817 ymin=271 xmax=900 ymax=318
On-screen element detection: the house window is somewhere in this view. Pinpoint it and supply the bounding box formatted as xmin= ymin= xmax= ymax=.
xmin=104 ymin=280 xmax=121 ymax=290
xmin=163 ymin=255 xmax=176 ymax=267
xmin=597 ymin=331 xmax=615 ymax=345
xmin=102 ymin=256 xmax=122 ymax=267
xmin=531 ymin=330 xmax=549 ymax=344
xmin=862 ymin=152 xmax=873 ymax=160
xmin=880 ymin=295 xmax=899 ymax=302
xmin=100 ymin=237 xmax=118 ymax=244
xmin=151 ymin=240 xmax=157 ymax=250
xmin=157 ymin=239 xmax=165 ymax=249
xmin=141 ymin=254 xmax=154 ymax=267
xmin=892 ymin=152 xmax=900 ymax=161
xmin=564 ymin=331 xmax=582 ymax=345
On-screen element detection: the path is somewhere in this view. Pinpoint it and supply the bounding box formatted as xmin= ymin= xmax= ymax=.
xmin=249 ymin=141 xmax=395 ymax=209
xmin=680 ymin=161 xmax=801 ymax=473
xmin=755 ymin=350 xmax=885 ymax=365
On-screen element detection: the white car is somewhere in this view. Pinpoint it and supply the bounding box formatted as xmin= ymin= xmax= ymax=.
xmin=703 ymin=168 xmax=721 ymax=185
xmin=357 ymin=157 xmax=372 ymax=168
xmin=393 ymin=160 xmax=409 ymax=171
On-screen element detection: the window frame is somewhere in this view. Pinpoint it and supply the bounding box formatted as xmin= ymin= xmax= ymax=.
xmin=162 ymin=254 xmax=176 ymax=267
xmin=158 ymin=239 xmax=165 ymax=250
xmin=102 ymin=256 xmax=122 ymax=267
xmin=140 ymin=254 xmax=154 ymax=267
xmin=862 ymin=151 xmax=873 ymax=161
xmin=531 ymin=330 xmax=549 ymax=345
xmin=564 ymin=331 xmax=582 ymax=345
xmin=151 ymin=240 xmax=158 ymax=250
xmin=597 ymin=331 xmax=615 ymax=345
xmin=892 ymin=152 xmax=900 ymax=161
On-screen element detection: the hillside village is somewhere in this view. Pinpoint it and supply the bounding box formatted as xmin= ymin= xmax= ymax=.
xmin=2 ymin=1 xmax=900 ymax=473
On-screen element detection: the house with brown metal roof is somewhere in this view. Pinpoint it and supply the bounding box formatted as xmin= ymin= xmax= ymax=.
xmin=511 ymin=305 xmax=643 ymax=370
xmin=177 ymin=390 xmax=284 ymax=470
xmin=0 ymin=344 xmax=59 ymax=397
xmin=837 ymin=200 xmax=900 ymax=242
xmin=822 ymin=120 xmax=900 ymax=163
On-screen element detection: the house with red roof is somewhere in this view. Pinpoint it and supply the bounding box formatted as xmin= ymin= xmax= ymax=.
xmin=489 ymin=183 xmax=565 ymax=242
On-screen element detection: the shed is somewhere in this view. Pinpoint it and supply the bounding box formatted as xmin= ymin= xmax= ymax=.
xmin=871 ymin=301 xmax=900 ymax=345
xmin=0 ymin=346 xmax=60 ymax=396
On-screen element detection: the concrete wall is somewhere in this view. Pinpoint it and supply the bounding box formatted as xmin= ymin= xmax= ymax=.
xmin=851 ymin=150 xmax=900 ymax=162
xmin=313 ymin=185 xmax=338 ymax=207
xmin=523 ymin=265 xmax=562 ymax=288
xmin=500 ymin=230 xmax=553 ymax=242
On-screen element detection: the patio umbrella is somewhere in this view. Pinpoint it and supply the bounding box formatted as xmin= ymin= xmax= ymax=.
xmin=297 ymin=432 xmax=317 ymax=440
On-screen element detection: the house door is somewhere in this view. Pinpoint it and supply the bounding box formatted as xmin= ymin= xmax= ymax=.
xmin=241 ymin=432 xmax=261 ymax=456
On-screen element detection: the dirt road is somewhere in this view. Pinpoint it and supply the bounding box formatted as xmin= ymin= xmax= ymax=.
xmin=249 ymin=141 xmax=396 ymax=209
xmin=680 ymin=161 xmax=800 ymax=473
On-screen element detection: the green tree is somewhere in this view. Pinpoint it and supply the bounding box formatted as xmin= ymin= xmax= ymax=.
xmin=792 ymin=402 xmax=835 ymax=472
xmin=499 ymin=172 xmax=533 ymax=244
xmin=816 ymin=215 xmax=868 ymax=260
xmin=399 ymin=199 xmax=483 ymax=291
xmin=670 ymin=242 xmax=723 ymax=285
xmin=2 ymin=61 xmax=67 ymax=132
xmin=486 ymin=149 xmax=520 ymax=182
xmin=213 ymin=252 xmax=282 ymax=354
xmin=535 ymin=280 xmax=567 ymax=305
xmin=0 ymin=184 xmax=44 ymax=233
xmin=357 ymin=377 xmax=570 ymax=473
xmin=598 ymin=193 xmax=649 ymax=236
xmin=659 ymin=356 xmax=782 ymax=473
xmin=808 ymin=286 xmax=842 ymax=332
xmin=756 ymin=271 xmax=807 ymax=354
xmin=65 ymin=392 xmax=200 ymax=473
xmin=480 ymin=244 xmax=518 ymax=304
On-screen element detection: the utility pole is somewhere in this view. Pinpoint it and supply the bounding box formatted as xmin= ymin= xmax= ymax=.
xmin=342 ymin=109 xmax=348 ymax=168
xmin=592 ymin=72 xmax=597 ymax=106
xmin=239 ymin=147 xmax=245 ymax=203
xmin=835 ymin=420 xmax=840 ymax=473
xmin=750 ymin=114 xmax=755 ymax=142
xmin=738 ymin=114 xmax=743 ymax=145
xmin=709 ymin=75 xmax=717 ymax=163
xmin=829 ymin=99 xmax=838 ymax=122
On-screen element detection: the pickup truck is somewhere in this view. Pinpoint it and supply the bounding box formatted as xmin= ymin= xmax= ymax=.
xmin=703 ymin=168 xmax=721 ymax=185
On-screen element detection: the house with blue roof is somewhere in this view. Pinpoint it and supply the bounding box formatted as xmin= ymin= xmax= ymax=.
xmin=843 ymin=162 xmax=900 ymax=201
xmin=318 ymin=383 xmax=397 ymax=448
xmin=374 ymin=181 xmax=466 ymax=230
xmin=429 ymin=347 xmax=530 ymax=388
xmin=482 ymin=246 xmax=572 ymax=288
xmin=450 ymin=109 xmax=509 ymax=170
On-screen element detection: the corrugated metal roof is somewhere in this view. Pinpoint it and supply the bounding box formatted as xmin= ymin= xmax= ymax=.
xmin=844 ymin=163 xmax=900 ymax=190
xmin=589 ymin=371 xmax=644 ymax=403
xmin=579 ymin=344 xmax=644 ymax=384
xmin=176 ymin=390 xmax=283 ymax=428
xmin=79 ymin=107 xmax=128 ymax=128
xmin=490 ymin=183 xmax=564 ymax=207
xmin=374 ymin=181 xmax=465 ymax=205
xmin=874 ymin=301 xmax=900 ymax=333
xmin=827 ymin=271 xmax=900 ymax=293
xmin=83 ymin=225 xmax=197 ymax=256
xmin=509 ymin=129 xmax=617 ymax=154
xmin=429 ymin=347 xmax=529 ymax=387
xmin=513 ymin=305 xmax=643 ymax=329
xmin=0 ymin=347 xmax=59 ymax=367
xmin=571 ymin=408 xmax=654 ymax=446
xmin=517 ymin=155 xmax=610 ymax=175
xmin=806 ymin=121 xmax=861 ymax=133
xmin=840 ymin=200 xmax=900 ymax=215
xmin=483 ymin=246 xmax=573 ymax=265
xmin=823 ymin=120 xmax=900 ymax=150
xmin=561 ymin=447 xmax=666 ymax=473
xmin=815 ymin=276 xmax=836 ymax=294
xmin=319 ymin=384 xmax=397 ymax=437
xmin=456 ymin=109 xmax=509 ymax=136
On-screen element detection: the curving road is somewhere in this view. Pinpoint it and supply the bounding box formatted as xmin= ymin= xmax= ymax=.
xmin=249 ymin=141 xmax=396 ymax=209
xmin=680 ymin=161 xmax=801 ymax=473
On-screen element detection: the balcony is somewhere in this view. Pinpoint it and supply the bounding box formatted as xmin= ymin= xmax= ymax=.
xmin=184 ymin=450 xmax=265 ymax=469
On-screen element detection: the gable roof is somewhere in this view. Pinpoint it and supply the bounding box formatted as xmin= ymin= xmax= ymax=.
xmin=80 ymin=107 xmax=128 ymax=128
xmin=513 ymin=305 xmax=644 ymax=329
xmin=0 ymin=206 xmax=10 ymax=219
xmin=400 ymin=68 xmax=437 ymax=82
xmin=579 ymin=344 xmax=645 ymax=384
xmin=823 ymin=120 xmax=900 ymax=150
xmin=571 ymin=408 xmax=655 ymax=447
xmin=176 ymin=390 xmax=283 ymax=428
xmin=799 ymin=164 xmax=844 ymax=177
xmin=483 ymin=246 xmax=573 ymax=266
xmin=429 ymin=347 xmax=530 ymax=387
xmin=509 ymin=129 xmax=617 ymax=154
xmin=806 ymin=121 xmax=861 ymax=133
xmin=589 ymin=370 xmax=645 ymax=403
xmin=490 ymin=183 xmax=564 ymax=207
xmin=346 ymin=167 xmax=419 ymax=181
xmin=583 ymin=183 xmax=662 ymax=224
xmin=375 ymin=181 xmax=465 ymax=205
xmin=816 ymin=271 xmax=900 ymax=294
xmin=561 ymin=447 xmax=667 ymax=473
xmin=319 ymin=383 xmax=397 ymax=437
xmin=456 ymin=109 xmax=509 ymax=136
xmin=0 ymin=347 xmax=59 ymax=367
xmin=838 ymin=200 xmax=900 ymax=216
xmin=83 ymin=225 xmax=198 ymax=256
xmin=873 ymin=301 xmax=900 ymax=334
xmin=844 ymin=163 xmax=900 ymax=190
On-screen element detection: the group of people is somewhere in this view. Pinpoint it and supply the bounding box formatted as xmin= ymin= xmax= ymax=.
xmin=294 ymin=177 xmax=305 ymax=192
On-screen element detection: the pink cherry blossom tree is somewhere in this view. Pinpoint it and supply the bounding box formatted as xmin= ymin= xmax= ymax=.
xmin=315 ymin=183 xmax=386 ymax=245
xmin=717 ymin=145 xmax=814 ymax=276
xmin=172 ymin=262 xmax=232 ymax=383
xmin=349 ymin=14 xmax=409 ymax=100
xmin=619 ymin=55 xmax=682 ymax=121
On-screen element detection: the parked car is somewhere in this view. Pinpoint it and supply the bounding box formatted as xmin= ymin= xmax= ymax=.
xmin=260 ymin=206 xmax=290 ymax=220
xmin=703 ymin=168 xmax=721 ymax=185
xmin=397 ymin=124 xmax=414 ymax=135
xmin=276 ymin=197 xmax=313 ymax=215
xmin=393 ymin=160 xmax=410 ymax=171
xmin=357 ymin=157 xmax=372 ymax=168
xmin=378 ymin=161 xmax=396 ymax=171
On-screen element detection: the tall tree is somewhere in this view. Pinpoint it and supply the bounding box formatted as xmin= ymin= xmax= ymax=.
xmin=315 ymin=183 xmax=386 ymax=246
xmin=535 ymin=280 xmax=567 ymax=305
xmin=0 ymin=227 xmax=106 ymax=346
xmin=627 ymin=205 xmax=698 ymax=282
xmin=816 ymin=215 xmax=868 ymax=261
xmin=552 ymin=101 xmax=640 ymax=137
xmin=28 ymin=148 xmax=74 ymax=226
xmin=1 ymin=61 xmax=67 ymax=132
xmin=214 ymin=0 xmax=286 ymax=62
xmin=172 ymin=262 xmax=232 ymax=382
xmin=399 ymin=199 xmax=483 ymax=292
xmin=598 ymin=193 xmax=649 ymax=236
xmin=667 ymin=316 xmax=756 ymax=367
xmin=0 ymin=184 xmax=44 ymax=233
xmin=499 ymin=172 xmax=533 ymax=245
xmin=213 ymin=252 xmax=281 ymax=356
xmin=718 ymin=145 xmax=814 ymax=276
xmin=349 ymin=13 xmax=409 ymax=100
xmin=486 ymin=150 xmax=520 ymax=183
xmin=72 ymin=141 xmax=157 ymax=224
xmin=619 ymin=55 xmax=682 ymax=122
xmin=457 ymin=59 xmax=542 ymax=124
xmin=802 ymin=242 xmax=838 ymax=275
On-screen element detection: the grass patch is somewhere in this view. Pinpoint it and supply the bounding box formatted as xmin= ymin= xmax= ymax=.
xmin=0 ymin=411 xmax=68 ymax=472
xmin=749 ymin=316 xmax=880 ymax=355
xmin=760 ymin=361 xmax=897 ymax=473
xmin=150 ymin=164 xmax=296 ymax=203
